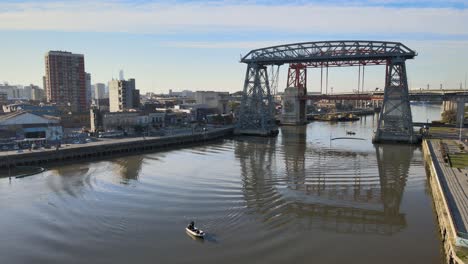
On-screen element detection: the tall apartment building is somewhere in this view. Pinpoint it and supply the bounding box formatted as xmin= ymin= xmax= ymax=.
xmin=44 ymin=51 xmax=86 ymax=112
xmin=0 ymin=83 xmax=21 ymax=99
xmin=31 ymin=86 xmax=45 ymax=101
xmin=85 ymin=73 xmax=92 ymax=109
xmin=93 ymin=83 xmax=107 ymax=99
xmin=23 ymin=84 xmax=43 ymax=101
xmin=108 ymin=78 xmax=140 ymax=112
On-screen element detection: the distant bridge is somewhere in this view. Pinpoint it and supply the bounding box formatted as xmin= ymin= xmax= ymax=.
xmin=306 ymin=89 xmax=468 ymax=102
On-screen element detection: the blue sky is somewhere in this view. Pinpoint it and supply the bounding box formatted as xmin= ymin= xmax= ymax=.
xmin=1 ymin=0 xmax=468 ymax=93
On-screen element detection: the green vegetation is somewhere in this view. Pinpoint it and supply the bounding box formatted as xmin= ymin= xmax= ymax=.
xmin=449 ymin=153 xmax=468 ymax=168
xmin=429 ymin=127 xmax=458 ymax=133
xmin=441 ymin=109 xmax=457 ymax=124
xmin=456 ymin=248 xmax=468 ymax=261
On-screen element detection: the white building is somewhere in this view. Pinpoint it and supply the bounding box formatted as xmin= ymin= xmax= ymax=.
xmin=92 ymin=111 xmax=165 ymax=133
xmin=85 ymin=73 xmax=92 ymax=109
xmin=93 ymin=83 xmax=107 ymax=99
xmin=194 ymin=91 xmax=230 ymax=114
xmin=0 ymin=84 xmax=21 ymax=99
xmin=109 ymin=78 xmax=140 ymax=112
xmin=31 ymin=86 xmax=45 ymax=101
xmin=0 ymin=111 xmax=62 ymax=141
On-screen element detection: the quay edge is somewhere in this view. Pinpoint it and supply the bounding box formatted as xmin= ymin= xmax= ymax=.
xmin=422 ymin=139 xmax=468 ymax=264
xmin=0 ymin=127 xmax=234 ymax=169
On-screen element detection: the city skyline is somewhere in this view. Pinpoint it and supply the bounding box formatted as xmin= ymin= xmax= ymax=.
xmin=1 ymin=0 xmax=467 ymax=93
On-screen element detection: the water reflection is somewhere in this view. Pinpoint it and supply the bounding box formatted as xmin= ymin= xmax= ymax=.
xmin=48 ymin=165 xmax=91 ymax=197
xmin=237 ymin=126 xmax=412 ymax=235
xmin=112 ymin=155 xmax=144 ymax=183
xmin=376 ymin=145 xmax=413 ymax=222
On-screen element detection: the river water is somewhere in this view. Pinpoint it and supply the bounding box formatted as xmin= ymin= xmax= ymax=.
xmin=0 ymin=105 xmax=444 ymax=264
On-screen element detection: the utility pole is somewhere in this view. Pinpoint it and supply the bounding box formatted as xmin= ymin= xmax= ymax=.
xmin=460 ymin=99 xmax=464 ymax=142
xmin=465 ymin=72 xmax=467 ymax=90
xmin=459 ymin=109 xmax=463 ymax=142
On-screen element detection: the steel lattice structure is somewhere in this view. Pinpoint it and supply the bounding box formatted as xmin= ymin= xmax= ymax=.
xmin=237 ymin=40 xmax=417 ymax=142
xmin=237 ymin=64 xmax=277 ymax=135
xmin=241 ymin=40 xmax=416 ymax=65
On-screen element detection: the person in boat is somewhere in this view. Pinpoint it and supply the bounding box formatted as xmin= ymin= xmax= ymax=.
xmin=187 ymin=221 xmax=195 ymax=231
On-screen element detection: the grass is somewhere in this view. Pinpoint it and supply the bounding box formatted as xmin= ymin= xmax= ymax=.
xmin=456 ymin=248 xmax=468 ymax=261
xmin=430 ymin=127 xmax=462 ymax=133
xmin=449 ymin=153 xmax=468 ymax=168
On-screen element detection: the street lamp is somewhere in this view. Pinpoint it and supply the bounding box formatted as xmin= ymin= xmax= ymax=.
xmin=459 ymin=107 xmax=464 ymax=142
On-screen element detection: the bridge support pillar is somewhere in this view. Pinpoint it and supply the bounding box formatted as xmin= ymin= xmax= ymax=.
xmin=236 ymin=63 xmax=278 ymax=136
xmin=456 ymin=98 xmax=466 ymax=127
xmin=441 ymin=99 xmax=466 ymax=127
xmin=373 ymin=58 xmax=417 ymax=144
xmin=281 ymin=64 xmax=307 ymax=125
xmin=281 ymin=87 xmax=307 ymax=125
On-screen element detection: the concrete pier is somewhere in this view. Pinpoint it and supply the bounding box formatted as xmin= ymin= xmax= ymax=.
xmin=423 ymin=139 xmax=468 ymax=263
xmin=281 ymin=87 xmax=307 ymax=125
xmin=0 ymin=127 xmax=233 ymax=169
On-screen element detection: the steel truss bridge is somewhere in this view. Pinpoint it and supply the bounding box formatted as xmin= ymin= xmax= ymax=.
xmin=237 ymin=40 xmax=418 ymax=143
xmin=306 ymin=90 xmax=468 ymax=101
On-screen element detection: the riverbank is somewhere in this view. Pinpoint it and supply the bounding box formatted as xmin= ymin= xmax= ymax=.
xmin=0 ymin=126 xmax=234 ymax=169
xmin=423 ymin=139 xmax=468 ymax=263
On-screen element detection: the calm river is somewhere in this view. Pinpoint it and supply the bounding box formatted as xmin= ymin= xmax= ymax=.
xmin=0 ymin=105 xmax=444 ymax=264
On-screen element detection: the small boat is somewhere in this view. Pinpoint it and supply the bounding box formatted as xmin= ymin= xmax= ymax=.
xmin=185 ymin=227 xmax=205 ymax=238
xmin=186 ymin=221 xmax=205 ymax=238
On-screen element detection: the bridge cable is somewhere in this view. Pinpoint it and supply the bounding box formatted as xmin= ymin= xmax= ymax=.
xmin=320 ymin=63 xmax=323 ymax=94
xmin=362 ymin=65 xmax=365 ymax=93
xmin=326 ymin=64 xmax=329 ymax=95
xmin=269 ymin=65 xmax=280 ymax=96
xmin=358 ymin=64 xmax=361 ymax=94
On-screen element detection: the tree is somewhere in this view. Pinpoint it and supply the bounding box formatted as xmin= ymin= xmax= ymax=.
xmin=441 ymin=109 xmax=456 ymax=124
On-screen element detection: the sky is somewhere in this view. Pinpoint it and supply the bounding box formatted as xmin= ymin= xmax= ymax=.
xmin=0 ymin=0 xmax=468 ymax=94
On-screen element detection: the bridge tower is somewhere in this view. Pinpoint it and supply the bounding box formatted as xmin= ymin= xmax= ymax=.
xmin=373 ymin=58 xmax=417 ymax=144
xmin=236 ymin=63 xmax=278 ymax=136
xmin=282 ymin=64 xmax=308 ymax=125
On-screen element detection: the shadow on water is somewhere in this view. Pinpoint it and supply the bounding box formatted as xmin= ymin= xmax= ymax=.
xmin=236 ymin=125 xmax=415 ymax=235
xmin=185 ymin=232 xmax=218 ymax=244
xmin=203 ymin=233 xmax=219 ymax=243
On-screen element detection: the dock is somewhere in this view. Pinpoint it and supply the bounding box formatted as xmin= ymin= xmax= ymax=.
xmin=0 ymin=127 xmax=234 ymax=169
xmin=423 ymin=139 xmax=468 ymax=263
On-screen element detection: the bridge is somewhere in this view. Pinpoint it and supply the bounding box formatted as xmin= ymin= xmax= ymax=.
xmin=307 ymin=89 xmax=468 ymax=126
xmin=306 ymin=89 xmax=468 ymax=101
xmin=237 ymin=40 xmax=419 ymax=143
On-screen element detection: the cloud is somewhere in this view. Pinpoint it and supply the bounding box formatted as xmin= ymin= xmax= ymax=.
xmin=0 ymin=0 xmax=467 ymax=37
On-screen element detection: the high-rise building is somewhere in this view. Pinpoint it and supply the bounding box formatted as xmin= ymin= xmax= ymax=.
xmin=23 ymin=84 xmax=43 ymax=101
xmin=119 ymin=70 xmax=124 ymax=81
xmin=31 ymin=86 xmax=45 ymax=101
xmin=85 ymin=73 xmax=92 ymax=109
xmin=44 ymin=51 xmax=86 ymax=112
xmin=93 ymin=83 xmax=107 ymax=100
xmin=108 ymin=78 xmax=140 ymax=112
xmin=0 ymin=83 xmax=21 ymax=99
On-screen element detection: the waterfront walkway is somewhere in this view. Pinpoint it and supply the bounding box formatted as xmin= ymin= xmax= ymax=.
xmin=427 ymin=140 xmax=468 ymax=240
xmin=0 ymin=126 xmax=234 ymax=168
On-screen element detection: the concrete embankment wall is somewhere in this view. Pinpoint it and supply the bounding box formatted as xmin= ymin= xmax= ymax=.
xmin=422 ymin=140 xmax=465 ymax=264
xmin=0 ymin=127 xmax=233 ymax=169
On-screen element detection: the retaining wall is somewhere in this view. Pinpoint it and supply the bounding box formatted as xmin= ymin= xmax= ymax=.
xmin=0 ymin=127 xmax=234 ymax=169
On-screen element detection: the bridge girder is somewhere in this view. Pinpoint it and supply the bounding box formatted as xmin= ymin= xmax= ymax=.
xmin=241 ymin=40 xmax=416 ymax=65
